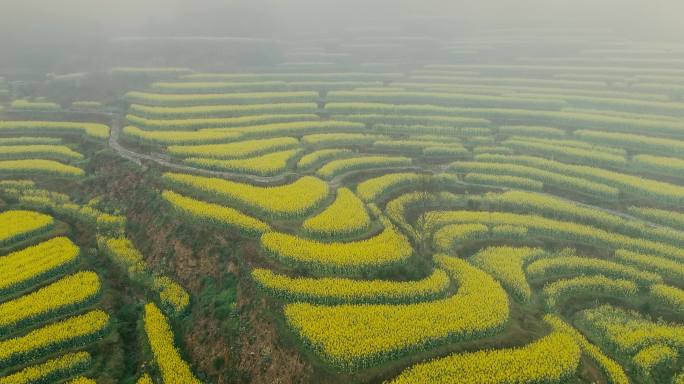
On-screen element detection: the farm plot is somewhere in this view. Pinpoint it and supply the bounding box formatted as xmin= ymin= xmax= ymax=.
xmin=42 ymin=34 xmax=684 ymax=383
xmin=148 ymin=43 xmax=684 ymax=383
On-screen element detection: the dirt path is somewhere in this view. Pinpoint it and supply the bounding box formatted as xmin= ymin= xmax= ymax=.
xmin=107 ymin=112 xmax=672 ymax=229
xmin=109 ymin=115 xmax=301 ymax=183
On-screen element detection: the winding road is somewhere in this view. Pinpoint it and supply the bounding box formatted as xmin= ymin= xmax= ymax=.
xmin=108 ymin=114 xmax=424 ymax=187
xmin=105 ymin=111 xmax=671 ymax=228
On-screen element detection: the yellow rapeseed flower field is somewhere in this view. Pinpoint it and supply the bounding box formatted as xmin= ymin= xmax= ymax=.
xmin=284 ymin=256 xmax=509 ymax=370
xmin=425 ymin=211 xmax=684 ymax=263
xmin=168 ymin=137 xmax=299 ymax=159
xmin=0 ymin=351 xmax=92 ymax=384
xmin=651 ymin=284 xmax=684 ymax=315
xmin=633 ymin=344 xmax=677 ymax=376
xmin=163 ymin=172 xmax=329 ymax=218
xmin=576 ymin=304 xmax=684 ymax=354
xmin=0 ymin=145 xmax=83 ymax=161
xmin=356 ymin=172 xmax=423 ymax=202
xmin=546 ymin=314 xmax=629 ymax=384
xmin=251 ymin=268 xmax=449 ymax=304
xmin=0 ymin=237 xmax=79 ymax=294
xmin=185 ymin=149 xmax=301 ymax=176
xmin=0 ymin=310 xmax=109 ymax=366
xmin=143 ymin=303 xmax=201 ymax=383
xmin=0 ymin=159 xmax=84 ymax=177
xmin=162 ymin=190 xmax=270 ymax=236
xmin=527 ymin=255 xmax=662 ymax=286
xmin=153 ymin=276 xmax=191 ymax=315
xmin=390 ymin=331 xmax=580 ymax=383
xmin=261 ymin=217 xmax=412 ymax=273
xmin=316 ymin=155 xmax=412 ymax=179
xmin=0 ymin=210 xmax=54 ymax=245
xmin=0 ymin=271 xmax=100 ymax=330
xmin=302 ymin=188 xmax=370 ymax=238
xmin=123 ymin=125 xmax=243 ymax=144
xmin=543 ymin=275 xmax=638 ymax=310
xmin=433 ymin=223 xmax=489 ymax=251
xmin=470 ymin=246 xmax=544 ymax=302
xmin=0 ymin=120 xmax=109 ymax=139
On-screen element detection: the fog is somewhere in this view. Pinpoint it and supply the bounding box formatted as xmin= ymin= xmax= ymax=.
xmin=1 ymin=0 xmax=683 ymax=71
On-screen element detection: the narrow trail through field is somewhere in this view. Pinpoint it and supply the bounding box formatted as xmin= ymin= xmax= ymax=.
xmin=109 ymin=114 xmax=297 ymax=183
xmin=109 ymin=114 xmax=424 ymax=187
xmin=105 ymin=112 xmax=671 ymax=229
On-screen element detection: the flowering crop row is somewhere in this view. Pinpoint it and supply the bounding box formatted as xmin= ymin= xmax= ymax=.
xmin=0 ymin=145 xmax=83 ymax=162
xmin=316 ymin=156 xmax=412 ymax=179
xmin=527 ymin=256 xmax=662 ymax=286
xmin=251 ymin=268 xmax=450 ymax=304
xmin=0 ymin=210 xmax=54 ymax=246
xmin=574 ymin=129 xmax=684 ymax=157
xmin=98 ymin=236 xmax=189 ymax=315
xmin=632 ymin=344 xmax=677 ymax=378
xmin=389 ymin=330 xmax=579 ymax=384
xmin=651 ymin=284 xmax=684 ymax=315
xmin=470 ymin=246 xmax=544 ymax=302
xmin=481 ymin=190 xmax=684 ymax=248
xmin=123 ymin=125 xmax=243 ymax=145
xmin=0 ymin=271 xmax=101 ymax=331
xmin=143 ymin=303 xmax=201 ymax=383
xmin=0 ymin=121 xmax=109 ymax=139
xmin=627 ymin=206 xmax=684 ymax=231
xmin=475 ymin=153 xmax=684 ymax=205
xmin=0 ymin=309 xmax=109 ymax=367
xmin=498 ymin=125 xmax=566 ymax=138
xmin=302 ymin=188 xmax=370 ymax=238
xmin=463 ymin=172 xmax=543 ymax=191
xmin=449 ymin=161 xmax=619 ymax=199
xmin=355 ymin=172 xmax=424 ymax=202
xmin=168 ymin=137 xmax=299 ymax=159
xmin=129 ymin=102 xmax=318 ymax=119
xmin=0 ymin=237 xmax=79 ymax=295
xmin=261 ymin=217 xmax=412 ymax=274
xmin=576 ymin=304 xmax=684 ymax=355
xmin=185 ymin=149 xmax=301 ymax=176
xmin=150 ymin=80 xmax=288 ymax=93
xmin=545 ymin=314 xmax=629 ymax=384
xmin=373 ymin=139 xmax=466 ymax=155
xmin=284 ymin=256 xmax=509 ymax=370
xmin=126 ymin=113 xmax=318 ymax=131
xmin=0 ymin=351 xmax=92 ymax=384
xmin=0 ymin=159 xmax=84 ymax=177
xmin=0 ymin=137 xmax=62 ymax=145
xmin=542 ymin=275 xmax=638 ymax=310
xmin=163 ymin=172 xmax=328 ymax=218
xmin=162 ymin=190 xmax=270 ymax=237
xmin=425 ymin=211 xmax=684 ymax=264
xmin=614 ymin=249 xmax=684 ymax=282
xmin=182 ymin=72 xmax=402 ymax=82
xmin=632 ymin=154 xmax=684 ymax=179
xmin=326 ymin=90 xmax=565 ymax=110
xmin=301 ymin=133 xmax=386 ymax=147
xmin=296 ymin=149 xmax=353 ymax=170
xmin=152 ymin=276 xmax=191 ymax=316
xmin=503 ymin=137 xmax=627 ymax=167
xmin=124 ymin=90 xmax=319 ymax=106
xmin=433 ymin=223 xmax=490 ymax=251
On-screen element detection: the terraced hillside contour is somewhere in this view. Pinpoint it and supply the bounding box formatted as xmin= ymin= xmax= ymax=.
xmin=5 ymin=30 xmax=684 ymax=383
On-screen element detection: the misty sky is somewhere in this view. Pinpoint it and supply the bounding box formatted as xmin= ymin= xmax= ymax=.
xmin=0 ymin=0 xmax=682 ymax=72
xmin=2 ymin=0 xmax=684 ymax=42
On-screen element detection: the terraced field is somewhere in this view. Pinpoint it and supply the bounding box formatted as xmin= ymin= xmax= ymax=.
xmin=0 ymin=116 xmax=194 ymax=383
xmin=3 ymin=28 xmax=684 ymax=383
